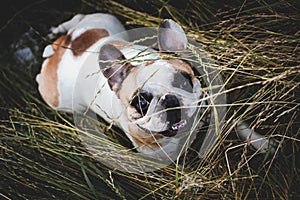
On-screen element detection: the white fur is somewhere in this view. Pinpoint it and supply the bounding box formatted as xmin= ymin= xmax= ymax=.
xmin=42 ymin=45 xmax=55 ymax=58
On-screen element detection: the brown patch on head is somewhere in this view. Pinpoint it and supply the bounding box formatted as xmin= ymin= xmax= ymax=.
xmin=116 ymin=66 xmax=140 ymax=103
xmin=167 ymin=59 xmax=194 ymax=76
xmin=38 ymin=34 xmax=71 ymax=108
xmin=71 ymin=28 xmax=109 ymax=56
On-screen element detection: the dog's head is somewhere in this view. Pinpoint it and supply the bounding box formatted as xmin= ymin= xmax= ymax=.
xmin=99 ymin=19 xmax=203 ymax=148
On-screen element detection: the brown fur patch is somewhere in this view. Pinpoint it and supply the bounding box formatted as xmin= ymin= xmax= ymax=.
xmin=71 ymin=28 xmax=109 ymax=56
xmin=144 ymin=60 xmax=155 ymax=66
xmin=129 ymin=125 xmax=163 ymax=149
xmin=117 ymin=67 xmax=139 ymax=102
xmin=38 ymin=35 xmax=71 ymax=108
xmin=105 ymin=40 xmax=128 ymax=50
xmin=167 ymin=59 xmax=194 ymax=75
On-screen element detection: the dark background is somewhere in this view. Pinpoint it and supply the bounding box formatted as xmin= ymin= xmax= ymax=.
xmin=1 ymin=0 xmax=299 ymax=49
xmin=1 ymin=0 xmax=85 ymax=49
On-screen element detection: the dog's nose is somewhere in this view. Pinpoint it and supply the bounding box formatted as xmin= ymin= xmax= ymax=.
xmin=161 ymin=94 xmax=180 ymax=108
xmin=161 ymin=94 xmax=181 ymax=126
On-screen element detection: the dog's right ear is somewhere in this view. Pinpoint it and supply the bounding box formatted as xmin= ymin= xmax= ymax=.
xmin=98 ymin=44 xmax=131 ymax=92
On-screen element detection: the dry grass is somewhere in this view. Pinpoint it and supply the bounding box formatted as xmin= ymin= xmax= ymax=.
xmin=1 ymin=0 xmax=299 ymax=199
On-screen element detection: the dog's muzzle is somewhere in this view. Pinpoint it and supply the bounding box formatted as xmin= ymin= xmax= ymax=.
xmin=160 ymin=94 xmax=186 ymax=137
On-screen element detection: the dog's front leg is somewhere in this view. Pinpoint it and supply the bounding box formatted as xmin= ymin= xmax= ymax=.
xmin=236 ymin=121 xmax=277 ymax=154
xmin=48 ymin=14 xmax=85 ymax=39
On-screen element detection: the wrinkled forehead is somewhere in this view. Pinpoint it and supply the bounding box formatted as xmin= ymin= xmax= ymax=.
xmin=136 ymin=59 xmax=194 ymax=85
xmin=120 ymin=59 xmax=195 ymax=100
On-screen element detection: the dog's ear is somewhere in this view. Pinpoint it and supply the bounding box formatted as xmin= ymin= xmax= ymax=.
xmin=99 ymin=44 xmax=131 ymax=91
xmin=158 ymin=19 xmax=188 ymax=52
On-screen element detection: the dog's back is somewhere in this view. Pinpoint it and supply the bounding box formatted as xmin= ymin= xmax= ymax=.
xmin=36 ymin=14 xmax=126 ymax=111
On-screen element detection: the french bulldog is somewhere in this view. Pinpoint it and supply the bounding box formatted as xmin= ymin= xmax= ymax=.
xmin=36 ymin=13 xmax=275 ymax=162
xmin=36 ymin=13 xmax=207 ymax=160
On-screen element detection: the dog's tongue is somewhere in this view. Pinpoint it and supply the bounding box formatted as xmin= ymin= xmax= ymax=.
xmin=161 ymin=119 xmax=187 ymax=137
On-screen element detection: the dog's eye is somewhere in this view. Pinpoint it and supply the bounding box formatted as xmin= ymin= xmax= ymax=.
xmin=130 ymin=92 xmax=153 ymax=116
xmin=139 ymin=98 xmax=148 ymax=108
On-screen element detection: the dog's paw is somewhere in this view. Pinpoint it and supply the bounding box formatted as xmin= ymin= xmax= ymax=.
xmin=47 ymin=14 xmax=86 ymax=39
xmin=236 ymin=121 xmax=277 ymax=154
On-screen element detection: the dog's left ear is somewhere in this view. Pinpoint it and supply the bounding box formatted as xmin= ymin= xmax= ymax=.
xmin=98 ymin=44 xmax=131 ymax=92
xmin=158 ymin=19 xmax=188 ymax=52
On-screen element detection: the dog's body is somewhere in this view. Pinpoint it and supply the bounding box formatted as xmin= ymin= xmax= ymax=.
xmin=37 ymin=13 xmax=205 ymax=159
xmin=36 ymin=13 xmax=275 ymax=160
xmin=37 ymin=14 xmax=126 ymax=113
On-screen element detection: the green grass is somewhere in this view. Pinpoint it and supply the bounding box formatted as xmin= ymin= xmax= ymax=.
xmin=1 ymin=0 xmax=299 ymax=199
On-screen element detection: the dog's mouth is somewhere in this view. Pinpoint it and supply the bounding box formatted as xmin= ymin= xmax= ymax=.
xmin=136 ymin=118 xmax=188 ymax=137
xmin=159 ymin=119 xmax=187 ymax=137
